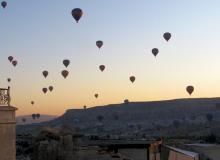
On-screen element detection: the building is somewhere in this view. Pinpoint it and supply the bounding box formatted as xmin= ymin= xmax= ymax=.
xmin=0 ymin=87 xmax=17 ymax=160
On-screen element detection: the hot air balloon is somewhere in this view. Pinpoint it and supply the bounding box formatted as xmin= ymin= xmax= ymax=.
xmin=31 ymin=101 xmax=34 ymax=105
xmin=124 ymin=99 xmax=129 ymax=104
xmin=1 ymin=1 xmax=7 ymax=8
xmin=152 ymin=48 xmax=159 ymax=57
xmin=48 ymin=86 xmax=53 ymax=92
xmin=83 ymin=105 xmax=87 ymax=109
xmin=32 ymin=114 xmax=36 ymax=120
xmin=163 ymin=32 xmax=171 ymax=42
xmin=99 ymin=65 xmax=105 ymax=72
xmin=12 ymin=60 xmax=17 ymax=67
xmin=94 ymin=94 xmax=98 ymax=98
xmin=186 ymin=86 xmax=194 ymax=95
xmin=7 ymin=78 xmax=11 ymax=83
xmin=42 ymin=88 xmax=48 ymax=94
xmin=63 ymin=59 xmax=70 ymax=68
xmin=71 ymin=8 xmax=83 ymax=23
xmin=130 ymin=76 xmax=135 ymax=83
xmin=36 ymin=114 xmax=40 ymax=119
xmin=96 ymin=41 xmax=103 ymax=49
xmin=42 ymin=71 xmax=48 ymax=78
xmin=61 ymin=70 xmax=69 ymax=78
xmin=22 ymin=118 xmax=26 ymax=123
xmin=8 ymin=56 xmax=13 ymax=62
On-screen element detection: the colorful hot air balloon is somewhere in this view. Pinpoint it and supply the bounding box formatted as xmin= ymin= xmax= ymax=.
xmin=48 ymin=86 xmax=53 ymax=92
xmin=163 ymin=32 xmax=171 ymax=42
xmin=7 ymin=78 xmax=11 ymax=83
xmin=42 ymin=71 xmax=48 ymax=78
xmin=63 ymin=59 xmax=70 ymax=68
xmin=42 ymin=88 xmax=48 ymax=94
xmin=61 ymin=70 xmax=69 ymax=78
xmin=96 ymin=41 xmax=103 ymax=49
xmin=71 ymin=8 xmax=83 ymax=23
xmin=186 ymin=86 xmax=194 ymax=95
xmin=31 ymin=101 xmax=34 ymax=105
xmin=94 ymin=93 xmax=98 ymax=98
xmin=152 ymin=48 xmax=159 ymax=57
xmin=99 ymin=65 xmax=105 ymax=72
xmin=12 ymin=60 xmax=17 ymax=67
xmin=130 ymin=76 xmax=135 ymax=83
xmin=1 ymin=1 xmax=7 ymax=8
xmin=8 ymin=56 xmax=13 ymax=62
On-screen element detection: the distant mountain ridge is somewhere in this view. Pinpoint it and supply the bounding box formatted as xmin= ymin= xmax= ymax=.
xmin=16 ymin=115 xmax=57 ymax=125
xmin=17 ymin=98 xmax=220 ymax=137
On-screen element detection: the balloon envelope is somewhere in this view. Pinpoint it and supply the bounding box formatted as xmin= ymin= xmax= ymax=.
xmin=152 ymin=48 xmax=159 ymax=57
xmin=94 ymin=94 xmax=98 ymax=98
xmin=186 ymin=86 xmax=194 ymax=95
xmin=130 ymin=76 xmax=135 ymax=83
xmin=63 ymin=59 xmax=70 ymax=68
xmin=22 ymin=118 xmax=26 ymax=123
xmin=124 ymin=99 xmax=129 ymax=104
xmin=163 ymin=32 xmax=171 ymax=41
xmin=12 ymin=60 xmax=17 ymax=67
xmin=42 ymin=71 xmax=48 ymax=78
xmin=99 ymin=65 xmax=105 ymax=72
xmin=71 ymin=8 xmax=83 ymax=23
xmin=42 ymin=88 xmax=48 ymax=94
xmin=31 ymin=101 xmax=34 ymax=105
xmin=32 ymin=114 xmax=36 ymax=120
xmin=61 ymin=70 xmax=69 ymax=78
xmin=36 ymin=114 xmax=40 ymax=119
xmin=8 ymin=56 xmax=13 ymax=62
xmin=7 ymin=78 xmax=11 ymax=83
xmin=96 ymin=41 xmax=103 ymax=49
xmin=48 ymin=86 xmax=53 ymax=92
xmin=1 ymin=1 xmax=7 ymax=8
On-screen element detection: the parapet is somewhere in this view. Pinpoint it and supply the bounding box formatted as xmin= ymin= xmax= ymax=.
xmin=0 ymin=106 xmax=17 ymax=124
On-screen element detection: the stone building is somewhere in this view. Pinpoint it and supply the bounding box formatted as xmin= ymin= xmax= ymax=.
xmin=0 ymin=87 xmax=17 ymax=160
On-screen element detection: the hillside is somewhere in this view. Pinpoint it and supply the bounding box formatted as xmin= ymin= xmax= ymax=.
xmin=17 ymin=98 xmax=220 ymax=138
xmin=16 ymin=115 xmax=57 ymax=125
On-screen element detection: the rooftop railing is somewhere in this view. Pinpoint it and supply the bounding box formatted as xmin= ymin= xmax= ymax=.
xmin=0 ymin=87 xmax=10 ymax=106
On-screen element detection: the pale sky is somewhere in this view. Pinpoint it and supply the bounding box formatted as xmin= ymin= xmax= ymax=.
xmin=1 ymin=0 xmax=220 ymax=116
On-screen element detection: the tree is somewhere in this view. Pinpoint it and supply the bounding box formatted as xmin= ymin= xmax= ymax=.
xmin=190 ymin=115 xmax=196 ymax=121
xmin=113 ymin=114 xmax=119 ymax=121
xmin=137 ymin=124 xmax=142 ymax=130
xmin=173 ymin=120 xmax=180 ymax=128
xmin=206 ymin=113 xmax=213 ymax=123
xmin=97 ymin=115 xmax=104 ymax=122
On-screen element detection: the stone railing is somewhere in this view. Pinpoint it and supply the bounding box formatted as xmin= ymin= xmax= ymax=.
xmin=0 ymin=87 xmax=11 ymax=106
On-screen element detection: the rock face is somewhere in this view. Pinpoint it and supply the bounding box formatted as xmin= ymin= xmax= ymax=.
xmin=17 ymin=98 xmax=220 ymax=138
xmin=43 ymin=98 xmax=220 ymax=137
